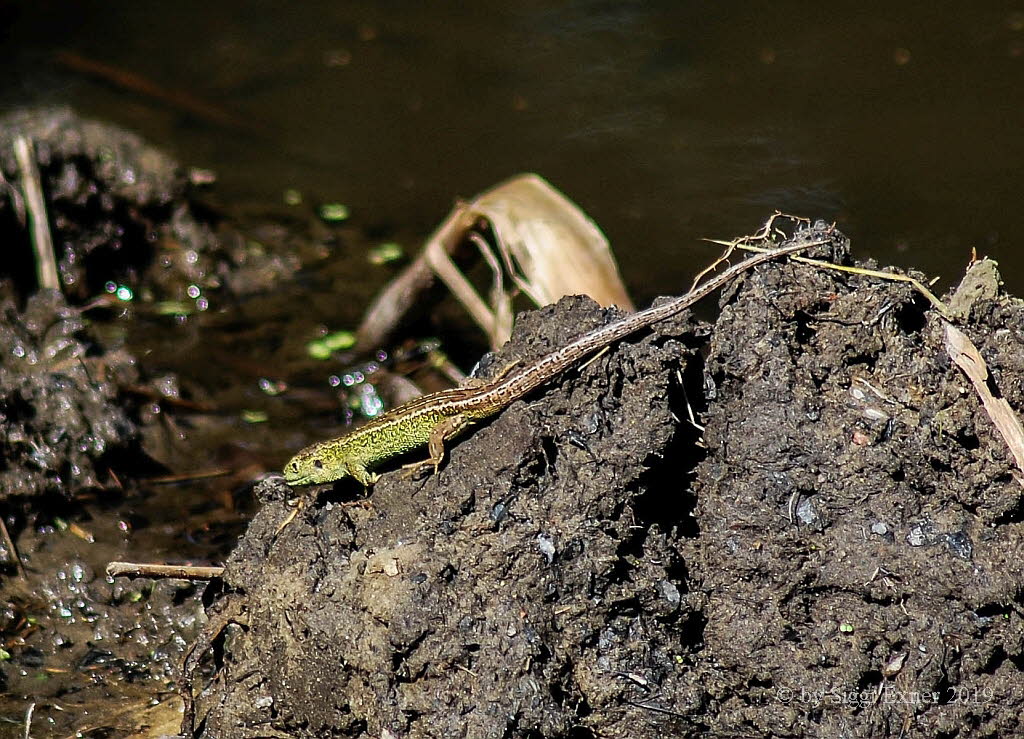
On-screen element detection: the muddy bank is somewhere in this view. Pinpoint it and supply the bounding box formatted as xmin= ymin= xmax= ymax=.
xmin=0 ymin=290 xmax=142 ymax=501
xmin=0 ymin=109 xmax=286 ymax=736
xmin=186 ymin=221 xmax=1024 ymax=738
xmin=0 ymin=107 xmax=300 ymax=306
xmin=0 ymin=106 xmax=406 ymax=736
xmin=0 ymin=107 xmax=303 ymax=508
xmin=0 ymin=286 xmax=212 ymax=736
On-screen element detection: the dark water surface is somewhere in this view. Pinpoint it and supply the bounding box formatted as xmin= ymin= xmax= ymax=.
xmin=3 ymin=1 xmax=1022 ymax=299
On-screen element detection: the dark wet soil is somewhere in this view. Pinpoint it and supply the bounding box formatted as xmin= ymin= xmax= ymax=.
xmin=0 ymin=109 xmax=273 ymax=737
xmin=688 ymin=253 xmax=1024 ymax=738
xmin=0 ymin=290 xmax=141 ymax=501
xmin=186 ymin=223 xmax=1024 ymax=738
xmin=0 ymin=107 xmax=424 ymax=738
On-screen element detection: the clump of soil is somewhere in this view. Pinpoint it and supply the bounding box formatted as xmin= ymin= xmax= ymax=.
xmin=0 ymin=107 xmax=286 ymax=509
xmin=188 ymin=280 xmax=705 ymax=737
xmin=0 ymin=290 xmax=143 ymax=502
xmin=187 ymin=222 xmax=1024 ymax=738
xmin=0 ymin=106 xmax=395 ymax=737
xmin=0 ymin=107 xmax=298 ymax=306
xmin=0 ymin=106 xmax=210 ymax=304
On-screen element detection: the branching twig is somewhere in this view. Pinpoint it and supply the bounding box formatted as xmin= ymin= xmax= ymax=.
xmin=691 ymin=211 xmax=813 ymax=291
xmin=704 ymin=237 xmax=952 ymax=320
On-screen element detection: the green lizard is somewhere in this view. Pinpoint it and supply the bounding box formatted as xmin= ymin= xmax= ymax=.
xmin=283 ymin=240 xmax=816 ymax=488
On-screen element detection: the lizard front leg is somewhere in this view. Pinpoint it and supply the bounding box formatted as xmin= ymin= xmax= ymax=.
xmin=347 ymin=461 xmax=379 ymax=489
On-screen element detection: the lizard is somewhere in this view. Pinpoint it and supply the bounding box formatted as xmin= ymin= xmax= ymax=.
xmin=283 ymin=239 xmax=819 ymax=489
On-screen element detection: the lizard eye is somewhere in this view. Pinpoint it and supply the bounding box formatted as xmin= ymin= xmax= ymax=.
xmin=313 ymin=459 xmax=324 ymax=469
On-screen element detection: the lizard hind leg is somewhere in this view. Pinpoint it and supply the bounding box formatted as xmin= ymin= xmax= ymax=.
xmin=490 ymin=359 xmax=521 ymax=382
xmin=460 ymin=359 xmax=521 ymax=388
xmin=400 ymin=413 xmax=473 ymax=479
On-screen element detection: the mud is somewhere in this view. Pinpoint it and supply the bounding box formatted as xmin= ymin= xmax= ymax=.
xmin=188 ymin=223 xmax=1024 ymax=738
xmin=0 ymin=106 xmax=298 ymax=306
xmin=187 ymin=277 xmax=700 ymax=734
xmin=0 ymin=110 xmax=255 ymax=737
xmin=0 ymin=286 xmax=217 ymax=737
xmin=687 ymin=251 xmax=1024 ymax=737
xmin=0 ymin=290 xmax=140 ymax=501
xmin=0 ymin=107 xmax=373 ymax=737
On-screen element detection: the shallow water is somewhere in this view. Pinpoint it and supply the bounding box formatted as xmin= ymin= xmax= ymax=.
xmin=3 ymin=1 xmax=1021 ymax=301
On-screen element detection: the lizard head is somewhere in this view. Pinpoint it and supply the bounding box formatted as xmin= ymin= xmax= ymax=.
xmin=283 ymin=445 xmax=344 ymax=486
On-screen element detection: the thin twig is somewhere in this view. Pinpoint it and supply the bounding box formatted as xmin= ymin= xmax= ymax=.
xmin=145 ymin=468 xmax=232 ymax=484
xmin=55 ymin=51 xmax=261 ymax=133
xmin=106 ymin=561 xmax=224 ymax=580
xmin=13 ymin=136 xmax=60 ymax=292
xmin=23 ymin=702 xmax=35 ymax=739
xmin=704 ymin=239 xmax=952 ymax=320
xmin=691 ymin=211 xmax=812 ymax=291
xmin=0 ymin=516 xmax=26 ymax=579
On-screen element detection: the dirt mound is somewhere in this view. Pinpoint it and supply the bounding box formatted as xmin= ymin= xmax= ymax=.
xmin=0 ymin=107 xmax=299 ymax=307
xmin=687 ymin=250 xmax=1023 ymax=737
xmin=187 ymin=223 xmax=1024 ymax=738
